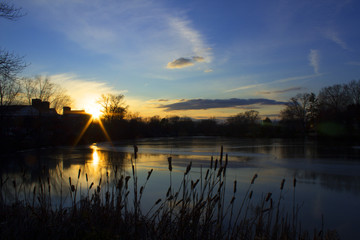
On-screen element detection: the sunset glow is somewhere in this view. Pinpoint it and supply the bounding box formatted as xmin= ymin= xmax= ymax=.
xmin=3 ymin=1 xmax=360 ymax=119
xmin=86 ymin=103 xmax=102 ymax=120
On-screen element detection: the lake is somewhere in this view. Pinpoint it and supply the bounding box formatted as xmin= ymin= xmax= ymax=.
xmin=1 ymin=137 xmax=360 ymax=239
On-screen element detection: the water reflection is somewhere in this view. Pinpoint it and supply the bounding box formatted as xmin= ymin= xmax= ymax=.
xmin=1 ymin=138 xmax=360 ymax=239
xmin=91 ymin=144 xmax=100 ymax=167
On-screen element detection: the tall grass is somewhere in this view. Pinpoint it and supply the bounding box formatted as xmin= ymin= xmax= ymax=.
xmin=0 ymin=146 xmax=340 ymax=240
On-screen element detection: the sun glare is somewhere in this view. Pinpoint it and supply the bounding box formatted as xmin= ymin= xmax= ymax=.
xmin=86 ymin=103 xmax=102 ymax=120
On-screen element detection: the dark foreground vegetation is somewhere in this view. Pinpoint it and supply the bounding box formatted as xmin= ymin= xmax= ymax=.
xmin=0 ymin=147 xmax=340 ymax=240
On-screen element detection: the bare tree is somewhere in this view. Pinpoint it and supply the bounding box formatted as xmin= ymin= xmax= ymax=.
xmin=21 ymin=76 xmax=72 ymax=113
xmin=0 ymin=49 xmax=26 ymax=105
xmin=345 ymin=79 xmax=360 ymax=105
xmin=98 ymin=93 xmax=128 ymax=121
xmin=227 ymin=110 xmax=260 ymax=125
xmin=0 ymin=1 xmax=24 ymax=20
xmin=318 ymin=84 xmax=351 ymax=112
xmin=0 ymin=1 xmax=26 ymax=105
xmin=280 ymin=93 xmax=319 ymax=130
xmin=22 ymin=77 xmax=37 ymax=105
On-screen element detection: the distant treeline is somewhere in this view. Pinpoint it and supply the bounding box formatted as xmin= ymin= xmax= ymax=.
xmin=1 ymin=80 xmax=360 ymax=152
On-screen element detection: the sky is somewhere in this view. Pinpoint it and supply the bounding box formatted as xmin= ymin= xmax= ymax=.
xmin=1 ymin=0 xmax=360 ymax=119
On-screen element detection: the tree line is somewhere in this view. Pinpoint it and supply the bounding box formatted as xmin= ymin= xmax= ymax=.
xmin=280 ymin=80 xmax=360 ymax=137
xmin=92 ymin=79 xmax=360 ymax=143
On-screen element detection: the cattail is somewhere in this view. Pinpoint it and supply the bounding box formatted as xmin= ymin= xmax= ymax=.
xmin=71 ymin=185 xmax=75 ymax=192
xmin=12 ymin=180 xmax=16 ymax=189
xmin=225 ymin=154 xmax=228 ymax=168
xmin=265 ymin=192 xmax=272 ymax=202
xmin=69 ymin=177 xmax=72 ymax=186
xmin=205 ymin=169 xmax=209 ymax=180
xmin=78 ymin=169 xmax=81 ymax=179
xmin=280 ymin=179 xmax=285 ymax=190
xmin=117 ymin=178 xmax=123 ymax=190
xmin=220 ymin=145 xmax=223 ymax=165
xmin=97 ymin=186 xmax=101 ymax=193
xmin=249 ymin=190 xmax=253 ymax=199
xmin=166 ymin=186 xmax=171 ymax=197
xmin=293 ymin=177 xmax=297 ymax=187
xmin=251 ymin=173 xmax=258 ymax=184
xmin=132 ymin=164 xmax=135 ymax=176
xmin=233 ymin=180 xmax=237 ymax=193
xmin=86 ymin=173 xmax=88 ymax=182
xmin=214 ymin=159 xmax=218 ymax=171
xmin=210 ymin=156 xmax=213 ymax=169
xmin=134 ymin=145 xmax=138 ymax=159
xmin=155 ymin=198 xmax=161 ymax=205
xmin=140 ymin=186 xmax=144 ymax=195
xmin=168 ymin=157 xmax=172 ymax=172
xmin=99 ymin=178 xmax=102 ymax=186
xmin=217 ymin=166 xmax=223 ymax=177
xmin=89 ymin=182 xmax=94 ymax=190
xmin=185 ymin=162 xmax=192 ymax=175
xmin=125 ymin=176 xmax=130 ymax=189
xmin=230 ymin=196 xmax=236 ymax=204
xmin=192 ymin=179 xmax=199 ymax=189
xmin=147 ymin=169 xmax=153 ymax=180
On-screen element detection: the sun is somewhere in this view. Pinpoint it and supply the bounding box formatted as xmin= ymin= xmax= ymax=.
xmin=85 ymin=103 xmax=102 ymax=120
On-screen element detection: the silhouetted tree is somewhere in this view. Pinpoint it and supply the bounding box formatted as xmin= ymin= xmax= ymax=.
xmin=226 ymin=110 xmax=260 ymax=137
xmin=280 ymin=93 xmax=319 ymax=132
xmin=0 ymin=49 xmax=26 ymax=106
xmin=98 ymin=93 xmax=128 ymax=121
xmin=0 ymin=1 xmax=24 ymax=20
xmin=318 ymin=84 xmax=351 ymax=114
xmin=345 ymin=79 xmax=360 ymax=105
xmin=21 ymin=76 xmax=72 ymax=113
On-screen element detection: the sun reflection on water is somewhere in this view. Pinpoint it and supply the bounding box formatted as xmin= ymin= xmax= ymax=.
xmin=91 ymin=144 xmax=100 ymax=167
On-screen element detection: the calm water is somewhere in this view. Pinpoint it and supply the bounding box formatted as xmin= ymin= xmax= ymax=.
xmin=1 ymin=137 xmax=360 ymax=239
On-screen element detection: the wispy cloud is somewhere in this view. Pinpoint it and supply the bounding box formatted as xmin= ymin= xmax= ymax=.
xmin=226 ymin=83 xmax=264 ymax=93
xmin=257 ymin=87 xmax=305 ymax=94
xmin=347 ymin=62 xmax=360 ymax=66
xmin=28 ymin=0 xmax=212 ymax=70
xmin=225 ymin=74 xmax=321 ymax=93
xmin=308 ymin=49 xmax=320 ymax=74
xmin=158 ymin=98 xmax=286 ymax=111
xmin=168 ymin=17 xmax=212 ymax=62
xmin=325 ymin=29 xmax=348 ymax=50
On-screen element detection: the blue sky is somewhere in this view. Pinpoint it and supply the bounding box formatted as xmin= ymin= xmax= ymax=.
xmin=1 ymin=0 xmax=360 ymax=119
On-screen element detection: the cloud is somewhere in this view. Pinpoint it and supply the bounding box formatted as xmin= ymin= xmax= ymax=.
xmin=167 ymin=58 xmax=194 ymax=69
xmin=28 ymin=0 xmax=212 ymax=69
xmin=257 ymin=87 xmax=305 ymax=94
xmin=192 ymin=56 xmax=205 ymax=62
xmin=159 ymin=98 xmax=286 ymax=111
xmin=347 ymin=62 xmax=360 ymax=66
xmin=204 ymin=69 xmax=213 ymax=73
xmin=226 ymin=74 xmax=321 ymax=93
xmin=50 ymin=73 xmax=126 ymax=111
xmin=325 ymin=29 xmax=348 ymax=50
xmin=168 ymin=17 xmax=212 ymax=62
xmin=226 ymin=83 xmax=264 ymax=93
xmin=167 ymin=56 xmax=206 ymax=69
xmin=308 ymin=49 xmax=320 ymax=74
